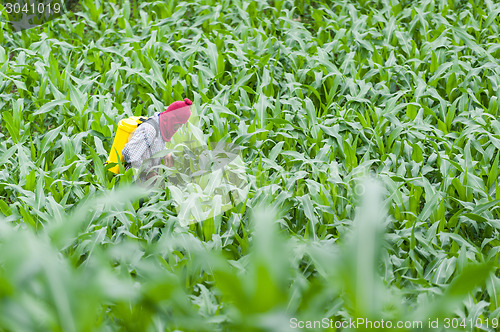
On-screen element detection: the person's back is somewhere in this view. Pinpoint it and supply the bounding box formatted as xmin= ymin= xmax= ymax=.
xmin=122 ymin=114 xmax=163 ymax=171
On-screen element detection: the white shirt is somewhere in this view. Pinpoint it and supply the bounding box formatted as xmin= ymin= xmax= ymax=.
xmin=122 ymin=113 xmax=165 ymax=170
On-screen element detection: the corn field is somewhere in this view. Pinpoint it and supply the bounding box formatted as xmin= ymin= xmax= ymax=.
xmin=1 ymin=0 xmax=500 ymax=331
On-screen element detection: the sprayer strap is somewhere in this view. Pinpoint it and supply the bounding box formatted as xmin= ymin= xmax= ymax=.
xmin=138 ymin=117 xmax=160 ymax=138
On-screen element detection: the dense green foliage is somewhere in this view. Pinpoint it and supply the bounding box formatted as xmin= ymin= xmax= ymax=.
xmin=1 ymin=0 xmax=500 ymax=330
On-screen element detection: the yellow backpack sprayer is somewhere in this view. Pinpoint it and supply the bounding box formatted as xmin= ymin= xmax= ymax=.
xmin=105 ymin=116 xmax=148 ymax=173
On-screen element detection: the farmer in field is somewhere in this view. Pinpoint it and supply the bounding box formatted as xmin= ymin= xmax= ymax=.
xmin=122 ymin=98 xmax=192 ymax=183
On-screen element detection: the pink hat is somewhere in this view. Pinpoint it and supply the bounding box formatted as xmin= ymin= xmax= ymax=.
xmin=159 ymin=98 xmax=192 ymax=142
